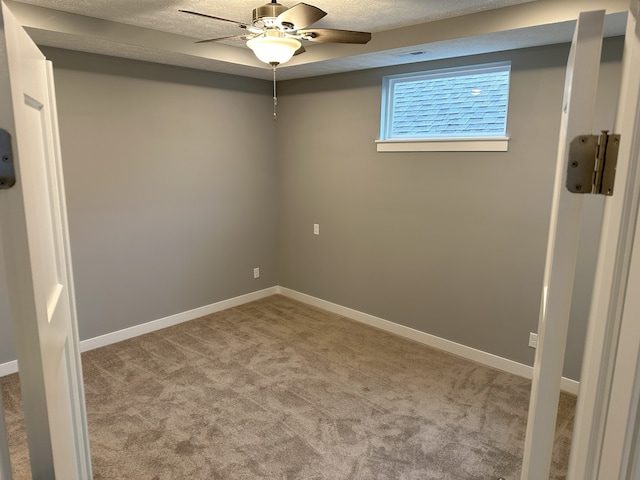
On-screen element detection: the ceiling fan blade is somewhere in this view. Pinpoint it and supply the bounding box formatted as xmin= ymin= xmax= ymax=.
xmin=298 ymin=28 xmax=372 ymax=44
xmin=179 ymin=9 xmax=251 ymax=29
xmin=277 ymin=3 xmax=326 ymax=30
xmin=294 ymin=45 xmax=306 ymax=56
xmin=195 ymin=35 xmax=249 ymax=44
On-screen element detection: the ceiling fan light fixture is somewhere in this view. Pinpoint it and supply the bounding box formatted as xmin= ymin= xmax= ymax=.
xmin=247 ymin=31 xmax=301 ymax=66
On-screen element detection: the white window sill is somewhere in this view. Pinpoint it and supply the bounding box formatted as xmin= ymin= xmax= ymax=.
xmin=376 ymin=137 xmax=509 ymax=152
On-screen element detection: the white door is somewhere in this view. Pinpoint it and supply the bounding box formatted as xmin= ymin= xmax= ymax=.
xmin=569 ymin=1 xmax=640 ymax=477
xmin=520 ymin=10 xmax=606 ymax=479
xmin=0 ymin=2 xmax=91 ymax=479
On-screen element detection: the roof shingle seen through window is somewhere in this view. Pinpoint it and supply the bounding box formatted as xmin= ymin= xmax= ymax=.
xmin=389 ymin=69 xmax=510 ymax=139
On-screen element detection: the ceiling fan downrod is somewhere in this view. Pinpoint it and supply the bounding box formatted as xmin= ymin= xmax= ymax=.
xmin=253 ymin=0 xmax=286 ymax=26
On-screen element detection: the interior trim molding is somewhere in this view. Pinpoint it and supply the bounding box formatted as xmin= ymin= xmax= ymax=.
xmin=1 ymin=285 xmax=580 ymax=396
xmin=0 ymin=287 xmax=279 ymax=377
xmin=79 ymin=286 xmax=280 ymax=354
xmin=376 ymin=138 xmax=509 ymax=152
xmin=0 ymin=361 xmax=17 ymax=378
xmin=276 ymin=286 xmax=580 ymax=396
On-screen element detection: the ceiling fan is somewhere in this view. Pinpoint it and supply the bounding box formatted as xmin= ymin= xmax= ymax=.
xmin=179 ymin=1 xmax=372 ymax=67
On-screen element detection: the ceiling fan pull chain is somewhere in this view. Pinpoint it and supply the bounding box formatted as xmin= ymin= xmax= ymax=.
xmin=273 ymin=65 xmax=277 ymax=120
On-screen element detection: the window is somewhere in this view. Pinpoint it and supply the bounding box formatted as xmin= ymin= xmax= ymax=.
xmin=377 ymin=62 xmax=511 ymax=152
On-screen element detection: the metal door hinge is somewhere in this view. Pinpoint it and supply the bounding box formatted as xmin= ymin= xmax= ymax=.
xmin=567 ymin=131 xmax=619 ymax=196
xmin=0 ymin=129 xmax=15 ymax=189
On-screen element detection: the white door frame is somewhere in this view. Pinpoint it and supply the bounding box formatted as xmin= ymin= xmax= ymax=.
xmin=521 ymin=10 xmax=605 ymax=479
xmin=0 ymin=1 xmax=91 ymax=477
xmin=569 ymin=1 xmax=640 ymax=477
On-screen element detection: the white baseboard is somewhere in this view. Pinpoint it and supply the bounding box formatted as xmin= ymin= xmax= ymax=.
xmin=0 ymin=360 xmax=17 ymax=377
xmin=79 ymin=286 xmax=279 ymax=353
xmin=0 ymin=287 xmax=279 ymax=377
xmin=1 ymin=285 xmax=580 ymax=396
xmin=276 ymin=287 xmax=580 ymax=396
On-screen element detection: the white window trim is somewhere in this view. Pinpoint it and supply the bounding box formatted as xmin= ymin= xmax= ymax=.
xmin=376 ymin=137 xmax=509 ymax=152
xmin=379 ymin=62 xmax=511 ymax=150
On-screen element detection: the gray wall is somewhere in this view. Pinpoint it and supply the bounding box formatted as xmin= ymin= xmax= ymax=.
xmin=41 ymin=48 xmax=279 ymax=342
xmin=276 ymin=38 xmax=623 ymax=381
xmin=0 ymin=39 xmax=623 ymax=381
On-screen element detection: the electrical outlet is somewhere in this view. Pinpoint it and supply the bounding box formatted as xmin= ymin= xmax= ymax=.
xmin=528 ymin=332 xmax=538 ymax=349
xmin=313 ymin=224 xmax=319 ymax=235
xmin=253 ymin=267 xmax=260 ymax=279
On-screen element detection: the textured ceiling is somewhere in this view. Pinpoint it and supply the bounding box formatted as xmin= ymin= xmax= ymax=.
xmin=10 ymin=0 xmax=536 ymax=37
xmin=4 ymin=0 xmax=630 ymax=80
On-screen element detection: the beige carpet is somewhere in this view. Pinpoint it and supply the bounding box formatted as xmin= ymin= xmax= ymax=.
xmin=1 ymin=294 xmax=575 ymax=479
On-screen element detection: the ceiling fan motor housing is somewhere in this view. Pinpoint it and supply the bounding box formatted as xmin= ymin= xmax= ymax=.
xmin=253 ymin=2 xmax=287 ymax=28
